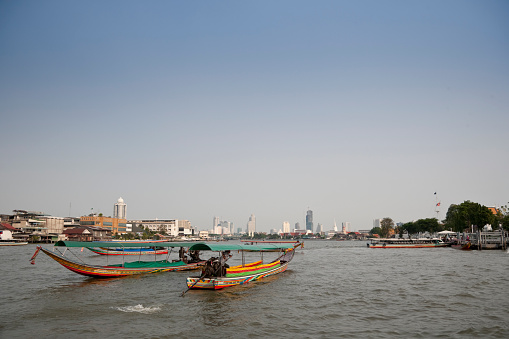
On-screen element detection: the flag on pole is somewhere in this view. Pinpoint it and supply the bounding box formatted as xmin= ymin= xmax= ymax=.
xmin=436 ymin=202 xmax=441 ymax=206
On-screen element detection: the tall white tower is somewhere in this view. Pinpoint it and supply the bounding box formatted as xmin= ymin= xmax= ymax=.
xmin=246 ymin=214 xmax=256 ymax=236
xmin=282 ymin=221 xmax=290 ymax=233
xmin=114 ymin=197 xmax=127 ymax=219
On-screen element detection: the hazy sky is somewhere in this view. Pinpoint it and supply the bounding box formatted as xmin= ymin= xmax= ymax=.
xmin=1 ymin=1 xmax=508 ymax=232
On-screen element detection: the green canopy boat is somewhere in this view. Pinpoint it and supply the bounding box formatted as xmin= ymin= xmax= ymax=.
xmin=31 ymin=241 xmax=206 ymax=278
xmin=184 ymin=242 xmax=302 ymax=291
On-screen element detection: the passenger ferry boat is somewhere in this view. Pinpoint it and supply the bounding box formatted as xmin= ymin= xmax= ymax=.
xmin=368 ymin=238 xmax=448 ymax=248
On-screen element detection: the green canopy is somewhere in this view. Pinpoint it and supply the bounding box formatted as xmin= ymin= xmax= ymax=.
xmin=188 ymin=243 xmax=296 ymax=252
xmin=54 ymin=241 xmax=204 ymax=248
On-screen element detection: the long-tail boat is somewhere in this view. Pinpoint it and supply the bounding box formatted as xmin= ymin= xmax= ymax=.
xmin=451 ymin=242 xmax=472 ymax=250
xmin=30 ymin=241 xmax=205 ymax=278
xmin=185 ymin=242 xmax=302 ymax=291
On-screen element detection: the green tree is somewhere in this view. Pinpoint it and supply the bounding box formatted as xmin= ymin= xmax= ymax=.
xmin=370 ymin=227 xmax=382 ymax=236
xmin=501 ymin=214 xmax=509 ymax=231
xmin=444 ymin=200 xmax=495 ymax=232
xmin=401 ymin=221 xmax=417 ymax=235
xmin=380 ymin=218 xmax=394 ymax=238
xmin=495 ymin=204 xmax=509 ymax=231
xmin=415 ymin=218 xmax=442 ymax=233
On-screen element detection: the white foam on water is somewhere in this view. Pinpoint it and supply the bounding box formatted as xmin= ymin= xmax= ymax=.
xmin=113 ymin=304 xmax=161 ymax=314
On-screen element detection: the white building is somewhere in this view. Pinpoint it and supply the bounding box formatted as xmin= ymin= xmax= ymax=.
xmin=128 ymin=219 xmax=194 ymax=237
xmin=282 ymin=221 xmax=290 ymax=233
xmin=114 ymin=197 xmax=127 ymax=219
xmin=246 ymin=214 xmax=256 ymax=236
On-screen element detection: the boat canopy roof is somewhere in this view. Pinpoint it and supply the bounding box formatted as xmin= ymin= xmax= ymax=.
xmin=54 ymin=241 xmax=204 ymax=248
xmin=188 ymin=243 xmax=295 ymax=252
xmin=437 ymin=230 xmax=456 ymax=235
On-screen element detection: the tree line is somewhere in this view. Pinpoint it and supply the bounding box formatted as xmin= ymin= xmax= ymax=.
xmin=370 ymin=200 xmax=509 ymax=237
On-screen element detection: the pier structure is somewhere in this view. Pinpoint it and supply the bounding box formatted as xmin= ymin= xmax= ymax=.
xmin=455 ymin=230 xmax=508 ymax=250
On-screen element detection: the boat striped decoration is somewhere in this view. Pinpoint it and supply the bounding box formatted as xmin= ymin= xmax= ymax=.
xmin=226 ymin=261 xmax=280 ymax=277
xmin=228 ymin=261 xmax=262 ymax=269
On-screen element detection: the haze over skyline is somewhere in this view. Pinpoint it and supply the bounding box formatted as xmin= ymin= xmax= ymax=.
xmin=1 ymin=1 xmax=508 ymax=232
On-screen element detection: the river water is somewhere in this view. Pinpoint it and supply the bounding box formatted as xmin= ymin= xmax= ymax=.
xmin=1 ymin=241 xmax=508 ymax=338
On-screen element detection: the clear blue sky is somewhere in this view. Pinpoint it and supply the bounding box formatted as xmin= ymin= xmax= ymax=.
xmin=1 ymin=1 xmax=508 ymax=232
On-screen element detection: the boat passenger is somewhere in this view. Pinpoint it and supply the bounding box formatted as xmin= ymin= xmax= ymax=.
xmin=220 ymin=251 xmax=232 ymax=266
xmin=189 ymin=250 xmax=201 ymax=262
xmin=179 ymin=247 xmax=187 ymax=261
xmin=219 ymin=251 xmax=232 ymax=276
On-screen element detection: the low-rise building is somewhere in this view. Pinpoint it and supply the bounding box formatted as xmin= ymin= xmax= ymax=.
xmin=128 ymin=219 xmax=195 ymax=237
xmin=80 ymin=215 xmax=126 ymax=235
xmin=62 ymin=226 xmax=111 ymax=241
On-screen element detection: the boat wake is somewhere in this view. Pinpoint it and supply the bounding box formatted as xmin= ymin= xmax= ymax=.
xmin=112 ymin=304 xmax=161 ymax=314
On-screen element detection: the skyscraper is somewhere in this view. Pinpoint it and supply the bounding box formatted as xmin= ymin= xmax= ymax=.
xmin=246 ymin=214 xmax=256 ymax=236
xmin=113 ymin=197 xmax=127 ymax=219
xmin=306 ymin=209 xmax=313 ymax=232
xmin=316 ymin=223 xmax=323 ymax=233
xmin=282 ymin=221 xmax=290 ymax=233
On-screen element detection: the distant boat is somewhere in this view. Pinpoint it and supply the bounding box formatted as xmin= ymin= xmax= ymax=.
xmin=76 ymin=239 xmax=170 ymax=256
xmin=0 ymin=240 xmax=28 ymax=246
xmin=451 ymin=242 xmax=472 ymax=251
xmin=368 ymin=238 xmax=448 ymax=248
xmin=88 ymin=246 xmax=169 ymax=256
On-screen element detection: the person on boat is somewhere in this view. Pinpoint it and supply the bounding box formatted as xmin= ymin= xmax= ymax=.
xmin=189 ymin=250 xmax=201 ymax=262
xmin=220 ymin=251 xmax=232 ymax=266
xmin=179 ymin=247 xmax=187 ymax=260
xmin=202 ymin=257 xmax=221 ymax=277
xmin=219 ymin=251 xmax=232 ymax=276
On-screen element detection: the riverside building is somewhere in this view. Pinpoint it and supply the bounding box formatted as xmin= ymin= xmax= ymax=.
xmin=128 ymin=219 xmax=195 ymax=237
xmin=80 ymin=215 xmax=127 ymax=235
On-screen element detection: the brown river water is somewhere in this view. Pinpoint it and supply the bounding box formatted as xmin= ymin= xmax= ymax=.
xmin=1 ymin=241 xmax=508 ymax=338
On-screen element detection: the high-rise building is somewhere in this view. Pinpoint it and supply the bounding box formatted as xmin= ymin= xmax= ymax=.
xmin=316 ymin=223 xmax=323 ymax=233
xmin=213 ymin=216 xmax=219 ymax=230
xmin=246 ymin=214 xmax=256 ymax=236
xmin=373 ymin=219 xmax=382 ymax=228
xmin=113 ymin=197 xmax=127 ymax=219
xmin=282 ymin=221 xmax=290 ymax=233
xmin=295 ymin=222 xmax=300 ymax=230
xmin=306 ymin=209 xmax=313 ymax=232
xmin=219 ymin=220 xmax=231 ymax=235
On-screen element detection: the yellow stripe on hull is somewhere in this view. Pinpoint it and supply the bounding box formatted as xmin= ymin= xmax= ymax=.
xmin=187 ymin=261 xmax=289 ymax=290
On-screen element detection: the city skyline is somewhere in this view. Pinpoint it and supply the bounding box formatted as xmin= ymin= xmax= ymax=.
xmin=1 ymin=1 xmax=508 ymax=233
